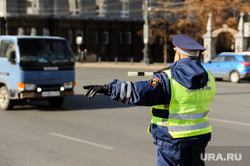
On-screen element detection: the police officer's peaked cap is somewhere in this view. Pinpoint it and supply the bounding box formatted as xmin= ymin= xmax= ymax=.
xmin=172 ymin=34 xmax=206 ymax=56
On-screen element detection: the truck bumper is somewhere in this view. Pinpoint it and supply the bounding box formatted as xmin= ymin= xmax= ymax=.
xmin=19 ymin=90 xmax=74 ymax=99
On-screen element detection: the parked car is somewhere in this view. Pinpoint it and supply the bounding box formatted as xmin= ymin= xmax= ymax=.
xmin=201 ymin=52 xmax=250 ymax=83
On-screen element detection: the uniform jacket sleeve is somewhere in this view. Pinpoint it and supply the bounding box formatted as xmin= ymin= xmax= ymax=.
xmin=108 ymin=72 xmax=171 ymax=106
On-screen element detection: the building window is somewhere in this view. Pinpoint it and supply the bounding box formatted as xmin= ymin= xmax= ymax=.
xmin=95 ymin=31 xmax=99 ymax=45
xmin=165 ymin=12 xmax=172 ymax=20
xmin=43 ymin=28 xmax=50 ymax=36
xmin=125 ymin=31 xmax=132 ymax=44
xmin=69 ymin=0 xmax=80 ymax=15
xmin=119 ymin=31 xmax=123 ymax=44
xmin=103 ymin=31 xmax=109 ymax=45
xmin=96 ymin=0 xmax=107 ymax=17
xmin=27 ymin=0 xmax=39 ymax=14
xmin=120 ymin=0 xmax=130 ymax=18
xmin=68 ymin=30 xmax=73 ymax=45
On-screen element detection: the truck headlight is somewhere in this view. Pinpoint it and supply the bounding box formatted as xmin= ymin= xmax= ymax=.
xmin=64 ymin=81 xmax=76 ymax=89
xmin=17 ymin=83 xmax=36 ymax=91
xmin=25 ymin=83 xmax=36 ymax=91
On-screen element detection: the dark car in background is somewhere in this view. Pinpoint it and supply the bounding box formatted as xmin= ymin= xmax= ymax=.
xmin=201 ymin=52 xmax=250 ymax=83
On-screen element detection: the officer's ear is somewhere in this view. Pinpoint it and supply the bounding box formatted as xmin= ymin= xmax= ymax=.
xmin=174 ymin=52 xmax=181 ymax=62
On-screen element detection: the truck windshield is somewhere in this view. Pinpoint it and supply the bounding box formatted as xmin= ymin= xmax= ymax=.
xmin=18 ymin=38 xmax=74 ymax=64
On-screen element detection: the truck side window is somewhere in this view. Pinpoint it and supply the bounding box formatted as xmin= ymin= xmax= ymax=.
xmin=0 ymin=41 xmax=15 ymax=58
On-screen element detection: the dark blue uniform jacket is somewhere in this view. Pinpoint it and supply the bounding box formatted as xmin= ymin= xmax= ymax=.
xmin=108 ymin=58 xmax=211 ymax=143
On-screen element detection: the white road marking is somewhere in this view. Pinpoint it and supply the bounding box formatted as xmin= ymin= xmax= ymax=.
xmin=210 ymin=118 xmax=250 ymax=126
xmin=50 ymin=132 xmax=115 ymax=150
xmin=215 ymin=88 xmax=226 ymax=91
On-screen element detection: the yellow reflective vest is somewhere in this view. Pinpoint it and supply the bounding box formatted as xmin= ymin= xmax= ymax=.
xmin=149 ymin=70 xmax=216 ymax=139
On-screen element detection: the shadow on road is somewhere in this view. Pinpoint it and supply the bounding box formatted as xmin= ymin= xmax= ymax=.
xmin=62 ymin=94 xmax=132 ymax=111
xmin=11 ymin=94 xmax=133 ymax=111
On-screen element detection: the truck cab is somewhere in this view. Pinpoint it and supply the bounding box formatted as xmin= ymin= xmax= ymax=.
xmin=0 ymin=36 xmax=76 ymax=110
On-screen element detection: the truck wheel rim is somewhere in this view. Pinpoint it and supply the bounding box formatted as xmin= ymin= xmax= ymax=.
xmin=0 ymin=91 xmax=8 ymax=107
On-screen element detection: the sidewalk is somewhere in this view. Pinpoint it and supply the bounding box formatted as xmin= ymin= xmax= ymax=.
xmin=75 ymin=61 xmax=171 ymax=70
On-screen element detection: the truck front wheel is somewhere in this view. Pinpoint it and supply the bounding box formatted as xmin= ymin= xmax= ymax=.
xmin=48 ymin=97 xmax=64 ymax=107
xmin=0 ymin=86 xmax=14 ymax=110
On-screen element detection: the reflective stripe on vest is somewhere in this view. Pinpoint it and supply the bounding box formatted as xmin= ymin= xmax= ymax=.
xmin=151 ymin=117 xmax=168 ymax=127
xmin=169 ymin=111 xmax=209 ymax=120
xmin=168 ymin=120 xmax=210 ymax=131
xmin=150 ymin=111 xmax=209 ymax=127
xmin=119 ymin=81 xmax=132 ymax=104
xmin=149 ymin=70 xmax=216 ymax=138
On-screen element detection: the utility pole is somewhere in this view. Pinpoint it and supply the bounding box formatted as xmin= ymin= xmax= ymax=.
xmin=141 ymin=0 xmax=151 ymax=65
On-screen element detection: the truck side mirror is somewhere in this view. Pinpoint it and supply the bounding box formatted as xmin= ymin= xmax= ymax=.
xmin=8 ymin=51 xmax=16 ymax=64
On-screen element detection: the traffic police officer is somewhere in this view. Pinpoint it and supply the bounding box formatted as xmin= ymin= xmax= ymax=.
xmin=83 ymin=34 xmax=216 ymax=166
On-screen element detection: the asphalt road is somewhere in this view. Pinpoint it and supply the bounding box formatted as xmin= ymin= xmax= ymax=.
xmin=0 ymin=66 xmax=250 ymax=166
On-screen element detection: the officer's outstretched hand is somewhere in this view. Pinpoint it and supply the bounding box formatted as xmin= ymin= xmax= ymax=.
xmin=83 ymin=84 xmax=109 ymax=99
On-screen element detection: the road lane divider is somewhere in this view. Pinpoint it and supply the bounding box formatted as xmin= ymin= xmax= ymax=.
xmin=50 ymin=132 xmax=115 ymax=150
xmin=210 ymin=118 xmax=250 ymax=126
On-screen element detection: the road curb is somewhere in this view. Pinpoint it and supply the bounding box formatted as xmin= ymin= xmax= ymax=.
xmin=75 ymin=62 xmax=171 ymax=70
